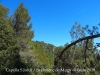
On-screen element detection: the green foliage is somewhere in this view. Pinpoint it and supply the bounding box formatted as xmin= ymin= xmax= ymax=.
xmin=33 ymin=41 xmax=54 ymax=68
xmin=0 ymin=3 xmax=33 ymax=75
xmin=54 ymin=22 xmax=100 ymax=75
xmin=70 ymin=22 xmax=86 ymax=42
xmin=0 ymin=5 xmax=21 ymax=75
xmin=0 ymin=4 xmax=9 ymax=17
xmin=0 ymin=2 xmax=100 ymax=75
xmin=13 ymin=3 xmax=34 ymax=39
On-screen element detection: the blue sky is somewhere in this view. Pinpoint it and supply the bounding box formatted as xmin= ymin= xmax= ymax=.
xmin=0 ymin=0 xmax=100 ymax=46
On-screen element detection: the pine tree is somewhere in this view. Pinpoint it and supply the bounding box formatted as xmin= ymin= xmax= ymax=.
xmin=13 ymin=3 xmax=34 ymax=39
xmin=12 ymin=3 xmax=34 ymax=51
xmin=0 ymin=4 xmax=8 ymax=18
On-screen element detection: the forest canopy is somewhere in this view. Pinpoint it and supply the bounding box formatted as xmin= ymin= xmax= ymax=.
xmin=0 ymin=2 xmax=100 ymax=75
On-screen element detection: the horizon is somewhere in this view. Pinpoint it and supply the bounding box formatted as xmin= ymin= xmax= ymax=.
xmin=0 ymin=0 xmax=100 ymax=47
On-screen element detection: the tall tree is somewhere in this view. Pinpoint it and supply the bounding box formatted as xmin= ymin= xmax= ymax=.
xmin=0 ymin=4 xmax=21 ymax=75
xmin=12 ymin=3 xmax=34 ymax=51
xmin=54 ymin=22 xmax=100 ymax=75
xmin=0 ymin=4 xmax=8 ymax=17
xmin=13 ymin=3 xmax=34 ymax=39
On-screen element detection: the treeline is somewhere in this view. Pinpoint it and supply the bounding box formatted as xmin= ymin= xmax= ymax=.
xmin=54 ymin=22 xmax=100 ymax=75
xmin=0 ymin=3 xmax=58 ymax=75
xmin=0 ymin=3 xmax=100 ymax=75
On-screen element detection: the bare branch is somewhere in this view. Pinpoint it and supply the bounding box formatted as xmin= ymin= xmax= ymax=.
xmin=59 ymin=34 xmax=100 ymax=59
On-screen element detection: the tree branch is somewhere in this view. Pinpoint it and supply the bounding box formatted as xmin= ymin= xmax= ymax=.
xmin=59 ymin=34 xmax=100 ymax=59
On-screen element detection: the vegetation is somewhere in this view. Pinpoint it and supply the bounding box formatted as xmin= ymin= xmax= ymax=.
xmin=0 ymin=3 xmax=100 ymax=75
